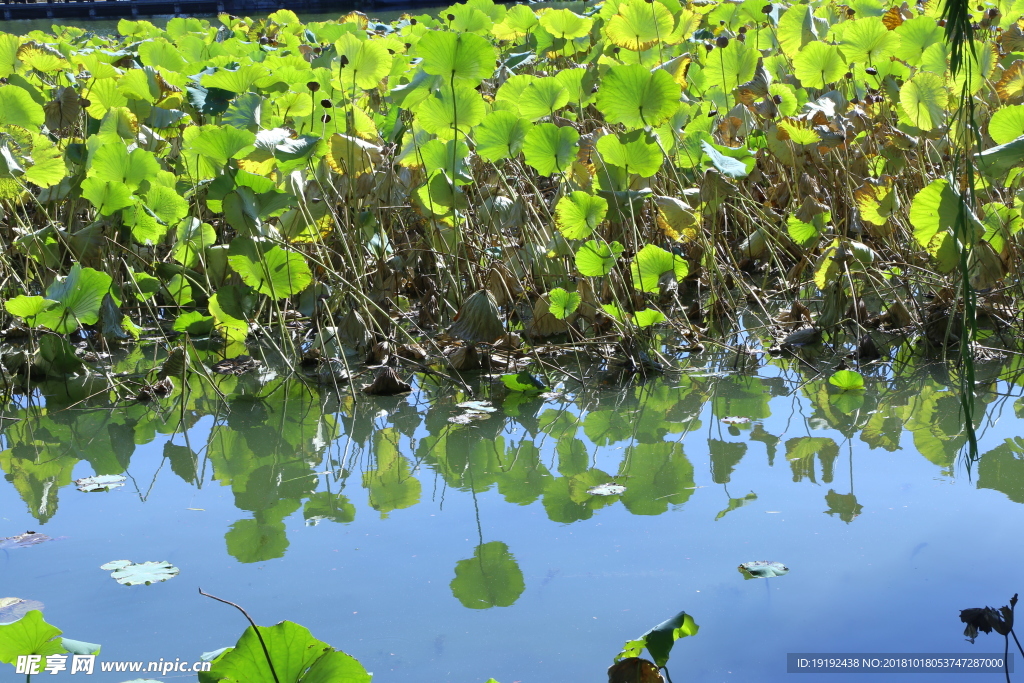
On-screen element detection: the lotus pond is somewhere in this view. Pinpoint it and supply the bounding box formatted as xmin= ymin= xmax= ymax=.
xmin=2 ymin=344 xmax=1024 ymax=682
xmin=3 ymin=0 xmax=1024 ymax=679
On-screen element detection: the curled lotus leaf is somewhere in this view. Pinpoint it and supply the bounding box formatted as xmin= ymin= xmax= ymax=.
xmin=738 ymin=560 xmax=789 ymax=578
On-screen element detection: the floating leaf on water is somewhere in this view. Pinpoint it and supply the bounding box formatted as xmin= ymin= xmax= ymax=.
xmin=457 ymin=401 xmax=496 ymax=413
xmin=100 ymin=560 xmax=179 ymax=586
xmin=0 ymin=531 xmax=56 ymax=550
xmin=75 ymin=474 xmax=127 ymax=492
xmin=0 ymin=597 xmax=45 ymax=624
xmin=738 ymin=560 xmax=789 ymax=579
xmin=615 ymin=610 xmax=699 ymax=668
xmin=720 ymin=416 xmax=751 ymax=425
xmin=828 ymin=369 xmax=865 ymax=391
xmin=587 ymin=482 xmax=626 ymax=496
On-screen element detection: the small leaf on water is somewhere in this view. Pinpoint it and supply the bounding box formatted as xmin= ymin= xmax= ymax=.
xmin=457 ymin=401 xmax=497 ymax=413
xmin=100 ymin=560 xmax=179 ymax=586
xmin=738 ymin=560 xmax=789 ymax=578
xmin=75 ymin=474 xmax=127 ymax=492
xmin=0 ymin=531 xmax=57 ymax=550
xmin=0 ymin=598 xmax=45 ymax=624
xmin=587 ymin=483 xmax=626 ymax=496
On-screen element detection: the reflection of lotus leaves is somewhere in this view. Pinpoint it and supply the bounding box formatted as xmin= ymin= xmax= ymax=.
xmin=450 ymin=541 xmax=525 ymax=609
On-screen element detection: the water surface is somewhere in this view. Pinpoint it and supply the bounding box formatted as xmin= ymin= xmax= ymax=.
xmin=2 ymin=352 xmax=1022 ymax=682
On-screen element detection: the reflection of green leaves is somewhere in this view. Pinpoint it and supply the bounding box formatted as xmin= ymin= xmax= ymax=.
xmin=303 ymin=492 xmax=356 ymax=525
xmin=620 ymin=443 xmax=695 ymax=515
xmin=616 ymin=610 xmax=699 ymax=668
xmin=715 ymin=492 xmax=757 ymax=521
xmin=450 ymin=541 xmax=525 ymax=609
xmin=363 ymin=429 xmax=421 ymax=516
xmin=977 ymin=438 xmax=1024 ymax=505
xmin=824 ymin=490 xmax=863 ymax=523
xmin=785 ymin=437 xmax=838 ymax=483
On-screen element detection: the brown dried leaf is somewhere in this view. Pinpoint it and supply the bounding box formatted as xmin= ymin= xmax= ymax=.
xmin=608 ymin=657 xmax=664 ymax=683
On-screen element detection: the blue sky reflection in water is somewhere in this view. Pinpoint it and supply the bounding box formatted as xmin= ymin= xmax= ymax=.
xmin=1 ymin=362 xmax=1023 ymax=682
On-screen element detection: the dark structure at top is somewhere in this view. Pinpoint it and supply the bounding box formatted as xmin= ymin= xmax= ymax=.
xmin=1 ymin=0 xmax=421 ymax=22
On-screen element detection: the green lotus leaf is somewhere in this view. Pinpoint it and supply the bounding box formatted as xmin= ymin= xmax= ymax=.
xmin=201 ymin=64 xmax=269 ymax=94
xmin=81 ymin=177 xmax=133 ymax=216
xmin=173 ymin=218 xmax=217 ymax=269
xmin=517 ymin=78 xmax=570 ymax=122
xmin=575 ymin=239 xmax=624 ymax=277
xmin=84 ymin=78 xmax=129 ymax=119
xmin=787 ymin=215 xmax=821 ymax=247
xmin=0 ymin=611 xmax=66 ymax=673
xmin=829 ymin=369 xmax=865 ymax=391
xmin=186 ymin=124 xmax=257 ymax=166
xmin=227 ymin=238 xmax=313 ymax=299
xmin=893 ymin=15 xmax=943 ymax=66
xmin=539 ymin=8 xmax=592 ymax=40
xmin=704 ymin=39 xmax=759 ymax=93
xmin=616 ymin=610 xmax=699 ymax=668
xmin=417 ymin=170 xmax=468 ymax=212
xmin=418 ymin=138 xmax=471 ymax=178
xmin=0 ymin=33 xmax=20 ymax=79
xmin=0 ymin=85 xmax=45 ymax=129
xmin=630 ymin=244 xmax=688 ymax=293
xmin=200 ymin=621 xmax=370 ymax=683
xmin=475 ymin=110 xmax=528 ymax=162
xmin=548 ymin=287 xmax=581 ymax=320
xmin=596 ymin=131 xmax=664 ymax=177
xmin=909 ymin=179 xmax=982 ymax=249
xmin=555 ymin=191 xmax=608 ymax=239
xmin=88 ymin=138 xmax=159 ymax=191
xmin=492 ymin=4 xmax=538 ymax=39
xmin=522 ymin=122 xmax=579 ymax=176
xmin=701 ymin=140 xmax=754 ymax=179
xmin=899 ymin=71 xmax=947 ymax=131
xmin=209 ymin=290 xmax=250 ymax=343
xmin=597 ymin=65 xmax=680 ymax=129
xmin=792 ymin=41 xmax=846 ymax=89
xmin=776 ymin=4 xmax=828 ymax=59
xmin=336 ymin=33 xmax=393 ymax=90
xmin=5 ymin=295 xmax=54 ymax=326
xmin=416 ymin=83 xmax=485 ymax=138
xmin=605 ymin=0 xmax=675 ymax=51
xmin=976 ymin=135 xmax=1024 ymax=178
xmin=838 ymin=17 xmax=900 ymax=64
xmin=633 ymin=307 xmax=667 ymax=327
xmin=415 ymin=30 xmax=496 ymax=86
xmin=988 ymin=105 xmax=1024 ymax=145
xmin=138 ymin=39 xmax=187 ymax=72
xmin=172 ymin=311 xmax=214 ymax=335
